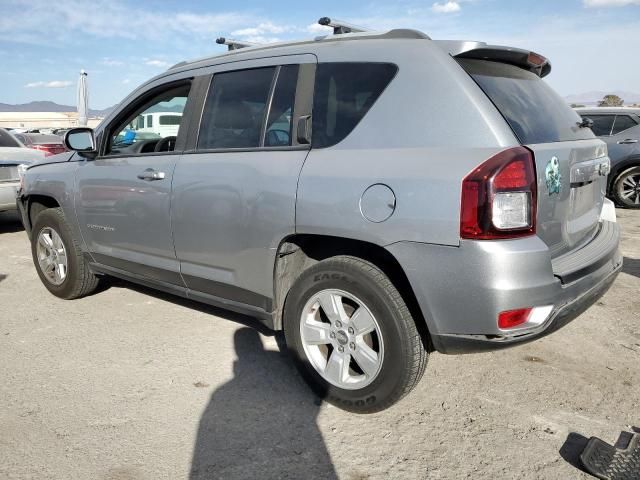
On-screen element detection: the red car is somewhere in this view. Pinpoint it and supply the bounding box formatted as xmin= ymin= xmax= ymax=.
xmin=12 ymin=133 xmax=67 ymax=157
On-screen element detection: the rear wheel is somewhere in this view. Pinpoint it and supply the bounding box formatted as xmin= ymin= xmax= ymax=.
xmin=613 ymin=166 xmax=640 ymax=208
xmin=283 ymin=256 xmax=428 ymax=413
xmin=31 ymin=207 xmax=99 ymax=299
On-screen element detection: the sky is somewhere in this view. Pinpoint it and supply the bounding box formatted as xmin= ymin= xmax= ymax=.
xmin=1 ymin=0 xmax=639 ymax=110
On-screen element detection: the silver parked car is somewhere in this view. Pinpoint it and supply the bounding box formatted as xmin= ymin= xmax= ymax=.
xmin=0 ymin=128 xmax=44 ymax=212
xmin=575 ymin=107 xmax=640 ymax=208
xmin=17 ymin=19 xmax=621 ymax=412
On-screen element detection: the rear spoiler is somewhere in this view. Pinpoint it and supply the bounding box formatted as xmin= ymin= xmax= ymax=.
xmin=435 ymin=41 xmax=551 ymax=78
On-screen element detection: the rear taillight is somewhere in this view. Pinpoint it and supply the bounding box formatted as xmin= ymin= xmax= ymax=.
xmin=461 ymin=147 xmax=537 ymax=240
xmin=30 ymin=144 xmax=66 ymax=157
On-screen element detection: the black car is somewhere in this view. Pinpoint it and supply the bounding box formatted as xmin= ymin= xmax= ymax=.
xmin=576 ymin=107 xmax=640 ymax=208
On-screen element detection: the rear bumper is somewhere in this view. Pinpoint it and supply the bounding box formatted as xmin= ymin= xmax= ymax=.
xmin=0 ymin=182 xmax=19 ymax=211
xmin=386 ymin=220 xmax=622 ymax=354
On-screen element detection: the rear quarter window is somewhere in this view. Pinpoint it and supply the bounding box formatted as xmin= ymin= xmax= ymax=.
xmin=459 ymin=59 xmax=594 ymax=145
xmin=312 ymin=62 xmax=397 ymax=148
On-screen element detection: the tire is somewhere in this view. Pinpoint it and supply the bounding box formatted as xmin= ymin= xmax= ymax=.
xmin=283 ymin=256 xmax=428 ymax=413
xmin=31 ymin=207 xmax=99 ymax=299
xmin=612 ymin=166 xmax=640 ymax=208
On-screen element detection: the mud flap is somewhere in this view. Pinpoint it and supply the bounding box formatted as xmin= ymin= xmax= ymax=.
xmin=580 ymin=431 xmax=640 ymax=480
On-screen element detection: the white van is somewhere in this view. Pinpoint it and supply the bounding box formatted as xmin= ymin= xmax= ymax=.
xmin=131 ymin=111 xmax=183 ymax=137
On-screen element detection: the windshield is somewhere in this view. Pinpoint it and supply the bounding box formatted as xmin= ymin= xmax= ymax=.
xmin=0 ymin=128 xmax=22 ymax=148
xmin=458 ymin=59 xmax=594 ymax=144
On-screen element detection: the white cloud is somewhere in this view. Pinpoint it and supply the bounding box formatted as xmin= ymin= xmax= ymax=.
xmin=231 ymin=22 xmax=288 ymax=37
xmin=144 ymin=59 xmax=170 ymax=68
xmin=306 ymin=23 xmax=332 ymax=34
xmin=101 ymin=57 xmax=123 ymax=66
xmin=584 ymin=0 xmax=640 ymax=6
xmin=238 ymin=36 xmax=282 ymax=44
xmin=432 ymin=1 xmax=461 ymax=13
xmin=24 ymin=80 xmax=72 ymax=88
xmin=0 ymin=0 xmax=257 ymax=45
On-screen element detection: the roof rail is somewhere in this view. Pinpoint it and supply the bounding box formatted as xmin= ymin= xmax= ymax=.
xmin=318 ymin=17 xmax=370 ymax=35
xmin=215 ymin=37 xmax=257 ymax=51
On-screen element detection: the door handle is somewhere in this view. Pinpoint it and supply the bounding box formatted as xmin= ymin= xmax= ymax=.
xmin=137 ymin=168 xmax=166 ymax=181
xmin=617 ymin=139 xmax=638 ymax=144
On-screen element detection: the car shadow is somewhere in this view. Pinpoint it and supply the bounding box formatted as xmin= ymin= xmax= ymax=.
xmin=104 ymin=277 xmax=274 ymax=335
xmin=622 ymin=257 xmax=640 ymax=279
xmin=189 ymin=327 xmax=338 ymax=480
xmin=0 ymin=274 xmax=6 ymax=284
xmin=0 ymin=212 xmax=24 ymax=234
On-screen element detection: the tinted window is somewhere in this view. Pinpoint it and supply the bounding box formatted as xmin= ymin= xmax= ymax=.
xmin=312 ymin=62 xmax=397 ymax=148
xmin=0 ymin=129 xmax=21 ymax=148
xmin=198 ymin=67 xmax=276 ymax=149
xmin=612 ymin=115 xmax=638 ymax=135
xmin=147 ymin=115 xmax=153 ymax=128
xmin=459 ymin=59 xmax=593 ymax=144
xmin=160 ymin=115 xmax=181 ymax=126
xmin=264 ymin=65 xmax=298 ymax=147
xmin=586 ymin=115 xmax=615 ymax=136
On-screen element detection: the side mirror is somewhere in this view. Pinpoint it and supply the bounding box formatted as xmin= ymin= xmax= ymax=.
xmin=64 ymin=127 xmax=97 ymax=153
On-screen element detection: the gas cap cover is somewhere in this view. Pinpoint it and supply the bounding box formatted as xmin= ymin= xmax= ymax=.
xmin=359 ymin=184 xmax=396 ymax=223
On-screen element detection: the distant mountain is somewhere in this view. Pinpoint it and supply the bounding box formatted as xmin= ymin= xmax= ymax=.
xmin=0 ymin=101 xmax=115 ymax=117
xmin=564 ymin=91 xmax=640 ymax=106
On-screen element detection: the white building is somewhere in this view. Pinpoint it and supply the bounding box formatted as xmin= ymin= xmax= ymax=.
xmin=0 ymin=112 xmax=103 ymax=130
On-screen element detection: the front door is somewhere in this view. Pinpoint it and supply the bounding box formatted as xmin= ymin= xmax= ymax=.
xmin=171 ymin=57 xmax=315 ymax=311
xmin=75 ymin=82 xmax=194 ymax=285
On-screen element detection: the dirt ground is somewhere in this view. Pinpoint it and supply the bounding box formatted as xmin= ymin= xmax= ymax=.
xmin=0 ymin=209 xmax=638 ymax=480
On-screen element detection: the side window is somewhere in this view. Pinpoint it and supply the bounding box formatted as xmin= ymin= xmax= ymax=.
xmin=198 ymin=67 xmax=275 ymax=149
xmin=587 ymin=115 xmax=615 ymax=136
xmin=265 ymin=65 xmax=299 ymax=147
xmin=107 ymin=83 xmax=190 ymax=156
xmin=612 ymin=115 xmax=638 ymax=135
xmin=312 ymin=62 xmax=398 ymax=148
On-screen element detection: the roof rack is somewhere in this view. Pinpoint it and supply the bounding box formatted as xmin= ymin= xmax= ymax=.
xmin=215 ymin=37 xmax=257 ymax=51
xmin=318 ymin=17 xmax=370 ymax=35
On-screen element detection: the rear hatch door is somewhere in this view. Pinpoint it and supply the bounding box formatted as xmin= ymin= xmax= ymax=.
xmin=458 ymin=57 xmax=609 ymax=258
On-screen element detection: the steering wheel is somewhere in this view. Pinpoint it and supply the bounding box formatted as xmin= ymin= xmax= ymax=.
xmin=266 ymin=129 xmax=290 ymax=146
xmin=154 ymin=136 xmax=177 ymax=152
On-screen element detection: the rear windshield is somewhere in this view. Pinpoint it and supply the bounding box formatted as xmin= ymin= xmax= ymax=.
xmin=458 ymin=59 xmax=593 ymax=145
xmin=0 ymin=129 xmax=21 ymax=148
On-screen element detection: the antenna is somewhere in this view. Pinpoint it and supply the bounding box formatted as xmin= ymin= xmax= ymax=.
xmin=317 ymin=17 xmax=370 ymax=35
xmin=215 ymin=37 xmax=257 ymax=51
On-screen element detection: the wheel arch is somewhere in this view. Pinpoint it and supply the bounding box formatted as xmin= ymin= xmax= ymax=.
xmin=272 ymin=234 xmax=433 ymax=351
xmin=25 ymin=194 xmax=61 ymax=232
xmin=608 ymin=156 xmax=640 ymax=194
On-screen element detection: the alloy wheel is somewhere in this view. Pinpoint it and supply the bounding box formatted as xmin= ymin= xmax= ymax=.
xmin=36 ymin=227 xmax=68 ymax=285
xmin=299 ymin=289 xmax=384 ymax=390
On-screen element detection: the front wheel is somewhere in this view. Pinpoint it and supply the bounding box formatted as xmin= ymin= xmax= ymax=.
xmin=31 ymin=207 xmax=100 ymax=299
xmin=283 ymin=256 xmax=428 ymax=413
xmin=612 ymin=166 xmax=640 ymax=208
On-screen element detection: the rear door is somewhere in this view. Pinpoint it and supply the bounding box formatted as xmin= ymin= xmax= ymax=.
xmin=171 ymin=55 xmax=315 ymax=311
xmin=602 ymin=114 xmax=640 ymax=166
xmin=459 ymin=59 xmax=609 ymax=257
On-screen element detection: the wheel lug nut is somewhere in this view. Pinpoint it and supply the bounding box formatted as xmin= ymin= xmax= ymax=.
xmin=349 ymin=342 xmax=355 ymax=350
xmin=338 ymin=346 xmax=344 ymax=353
xmin=335 ymin=321 xmax=342 ymax=328
xmin=330 ymin=331 xmax=336 ymax=339
xmin=348 ymin=327 xmax=354 ymax=335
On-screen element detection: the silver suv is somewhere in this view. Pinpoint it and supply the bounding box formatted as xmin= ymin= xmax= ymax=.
xmin=17 ymin=20 xmax=622 ymax=413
